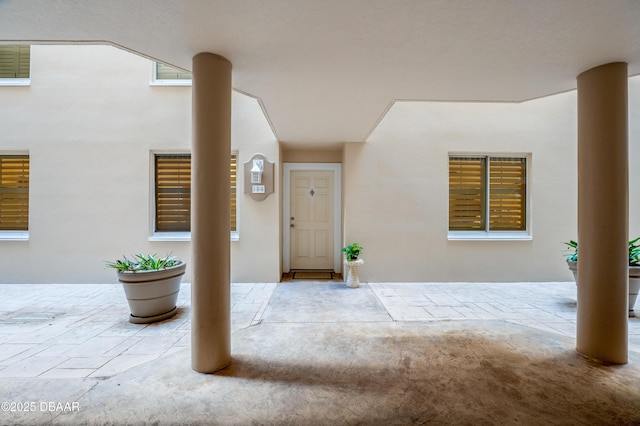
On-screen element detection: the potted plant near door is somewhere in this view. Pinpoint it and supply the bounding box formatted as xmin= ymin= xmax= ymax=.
xmin=342 ymin=243 xmax=364 ymax=288
xmin=106 ymin=253 xmax=186 ymax=324
xmin=563 ymin=238 xmax=640 ymax=316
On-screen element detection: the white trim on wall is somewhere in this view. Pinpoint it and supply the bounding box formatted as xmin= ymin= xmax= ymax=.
xmin=283 ymin=163 xmax=342 ymax=274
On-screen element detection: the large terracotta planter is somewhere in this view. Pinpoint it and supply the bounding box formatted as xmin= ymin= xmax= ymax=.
xmin=117 ymin=261 xmax=186 ymax=324
xmin=568 ymin=261 xmax=640 ymax=316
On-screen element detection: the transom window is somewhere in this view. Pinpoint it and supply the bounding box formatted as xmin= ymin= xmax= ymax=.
xmin=0 ymin=155 xmax=30 ymax=233
xmin=449 ymin=155 xmax=528 ymax=236
xmin=0 ymin=45 xmax=30 ymax=85
xmin=152 ymin=62 xmax=192 ymax=86
xmin=153 ymin=153 xmax=237 ymax=238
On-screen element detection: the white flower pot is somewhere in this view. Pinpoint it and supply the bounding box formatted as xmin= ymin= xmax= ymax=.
xmin=345 ymin=259 xmax=364 ymax=288
xmin=629 ymin=266 xmax=640 ymax=315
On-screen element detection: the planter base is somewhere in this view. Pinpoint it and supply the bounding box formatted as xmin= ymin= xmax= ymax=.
xmin=345 ymin=259 xmax=364 ymax=288
xmin=129 ymin=306 xmax=178 ymax=324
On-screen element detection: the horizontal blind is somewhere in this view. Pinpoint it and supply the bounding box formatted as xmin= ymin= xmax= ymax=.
xmin=155 ymin=155 xmax=191 ymax=232
xmin=156 ymin=62 xmax=192 ymax=80
xmin=230 ymin=154 xmax=237 ymax=232
xmin=155 ymin=154 xmax=237 ymax=233
xmin=449 ymin=156 xmax=486 ymax=231
xmin=489 ymin=157 xmax=526 ymax=231
xmin=0 ymin=155 xmax=29 ymax=231
xmin=0 ymin=45 xmax=30 ymax=78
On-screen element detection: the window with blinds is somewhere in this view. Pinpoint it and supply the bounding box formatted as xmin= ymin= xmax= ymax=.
xmin=0 ymin=45 xmax=30 ymax=79
xmin=0 ymin=155 xmax=29 ymax=231
xmin=230 ymin=154 xmax=237 ymax=233
xmin=449 ymin=155 xmax=527 ymax=232
xmin=154 ymin=153 xmax=237 ymax=234
xmin=155 ymin=155 xmax=191 ymax=232
xmin=155 ymin=62 xmax=192 ymax=81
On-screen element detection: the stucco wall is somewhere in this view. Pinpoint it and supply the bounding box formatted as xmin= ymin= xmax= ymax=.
xmin=344 ymin=93 xmax=584 ymax=282
xmin=2 ymin=44 xmax=639 ymax=284
xmin=232 ymin=94 xmax=280 ymax=282
xmin=0 ymin=45 xmax=279 ymax=283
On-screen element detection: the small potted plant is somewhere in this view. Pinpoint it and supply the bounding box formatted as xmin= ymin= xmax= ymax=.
xmin=563 ymin=240 xmax=578 ymax=281
xmin=106 ymin=253 xmax=186 ymax=323
xmin=563 ymin=238 xmax=640 ymax=316
xmin=341 ymin=243 xmax=364 ymax=288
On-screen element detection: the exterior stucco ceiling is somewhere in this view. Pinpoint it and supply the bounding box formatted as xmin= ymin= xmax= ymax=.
xmin=1 ymin=0 xmax=640 ymax=143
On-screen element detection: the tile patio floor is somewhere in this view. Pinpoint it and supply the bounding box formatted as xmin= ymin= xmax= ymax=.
xmin=1 ymin=281 xmax=639 ymax=380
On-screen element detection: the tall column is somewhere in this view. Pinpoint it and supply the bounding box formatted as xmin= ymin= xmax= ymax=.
xmin=191 ymin=53 xmax=232 ymax=373
xmin=576 ymin=62 xmax=628 ymax=364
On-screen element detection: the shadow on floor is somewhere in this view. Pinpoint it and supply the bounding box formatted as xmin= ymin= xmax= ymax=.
xmin=36 ymin=320 xmax=640 ymax=425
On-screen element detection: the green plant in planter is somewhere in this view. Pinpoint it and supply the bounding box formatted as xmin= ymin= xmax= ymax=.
xmin=106 ymin=253 xmax=180 ymax=273
xmin=341 ymin=243 xmax=363 ymax=262
xmin=630 ymin=237 xmax=640 ymax=266
xmin=562 ymin=238 xmax=640 ymax=266
xmin=563 ymin=240 xmax=578 ymax=263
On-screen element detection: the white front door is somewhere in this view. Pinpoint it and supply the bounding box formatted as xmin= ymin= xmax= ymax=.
xmin=290 ymin=170 xmax=334 ymax=270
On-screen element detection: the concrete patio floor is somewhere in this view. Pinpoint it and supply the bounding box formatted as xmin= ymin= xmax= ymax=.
xmin=1 ymin=281 xmax=640 ymax=425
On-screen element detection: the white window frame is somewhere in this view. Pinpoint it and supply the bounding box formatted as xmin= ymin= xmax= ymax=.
xmin=0 ymin=45 xmax=31 ymax=86
xmin=148 ymin=151 xmax=239 ymax=242
xmin=150 ymin=62 xmax=192 ymax=87
xmin=447 ymin=153 xmax=532 ymax=241
xmin=0 ymin=77 xmax=30 ymax=87
xmin=0 ymin=151 xmax=30 ymax=241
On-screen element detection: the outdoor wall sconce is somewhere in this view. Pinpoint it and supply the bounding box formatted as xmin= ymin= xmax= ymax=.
xmin=250 ymin=158 xmax=263 ymax=184
xmin=244 ymin=153 xmax=274 ymax=201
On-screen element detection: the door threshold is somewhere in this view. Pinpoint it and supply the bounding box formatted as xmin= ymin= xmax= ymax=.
xmin=282 ymin=270 xmax=343 ymax=282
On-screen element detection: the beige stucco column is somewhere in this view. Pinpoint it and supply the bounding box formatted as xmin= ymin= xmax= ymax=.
xmin=576 ymin=62 xmax=629 ymax=364
xmin=191 ymin=53 xmax=232 ymax=373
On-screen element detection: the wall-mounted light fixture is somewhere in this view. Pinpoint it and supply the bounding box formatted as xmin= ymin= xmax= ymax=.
xmin=244 ymin=154 xmax=274 ymax=201
xmin=250 ymin=158 xmax=263 ymax=184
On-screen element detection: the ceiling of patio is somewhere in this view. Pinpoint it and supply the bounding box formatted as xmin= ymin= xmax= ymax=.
xmin=1 ymin=0 xmax=640 ymax=143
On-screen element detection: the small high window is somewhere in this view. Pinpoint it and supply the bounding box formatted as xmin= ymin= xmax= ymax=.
xmin=152 ymin=62 xmax=192 ymax=86
xmin=449 ymin=155 xmax=528 ymax=237
xmin=0 ymin=45 xmax=30 ymax=85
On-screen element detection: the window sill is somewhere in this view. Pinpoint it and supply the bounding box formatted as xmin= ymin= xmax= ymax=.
xmin=149 ymin=232 xmax=239 ymax=242
xmin=149 ymin=232 xmax=191 ymax=242
xmin=0 ymin=79 xmax=30 ymax=86
xmin=150 ymin=80 xmax=192 ymax=87
xmin=448 ymin=232 xmax=532 ymax=241
xmin=0 ymin=231 xmax=29 ymax=241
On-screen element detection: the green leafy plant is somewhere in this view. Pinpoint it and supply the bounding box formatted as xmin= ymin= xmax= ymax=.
xmin=563 ymin=238 xmax=640 ymax=266
xmin=563 ymin=240 xmax=578 ymax=263
xmin=630 ymin=237 xmax=640 ymax=266
xmin=341 ymin=243 xmax=363 ymax=262
xmin=106 ymin=253 xmax=180 ymax=273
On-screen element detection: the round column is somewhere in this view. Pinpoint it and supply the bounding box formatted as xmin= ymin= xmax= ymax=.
xmin=191 ymin=53 xmax=232 ymax=373
xmin=576 ymin=62 xmax=628 ymax=364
